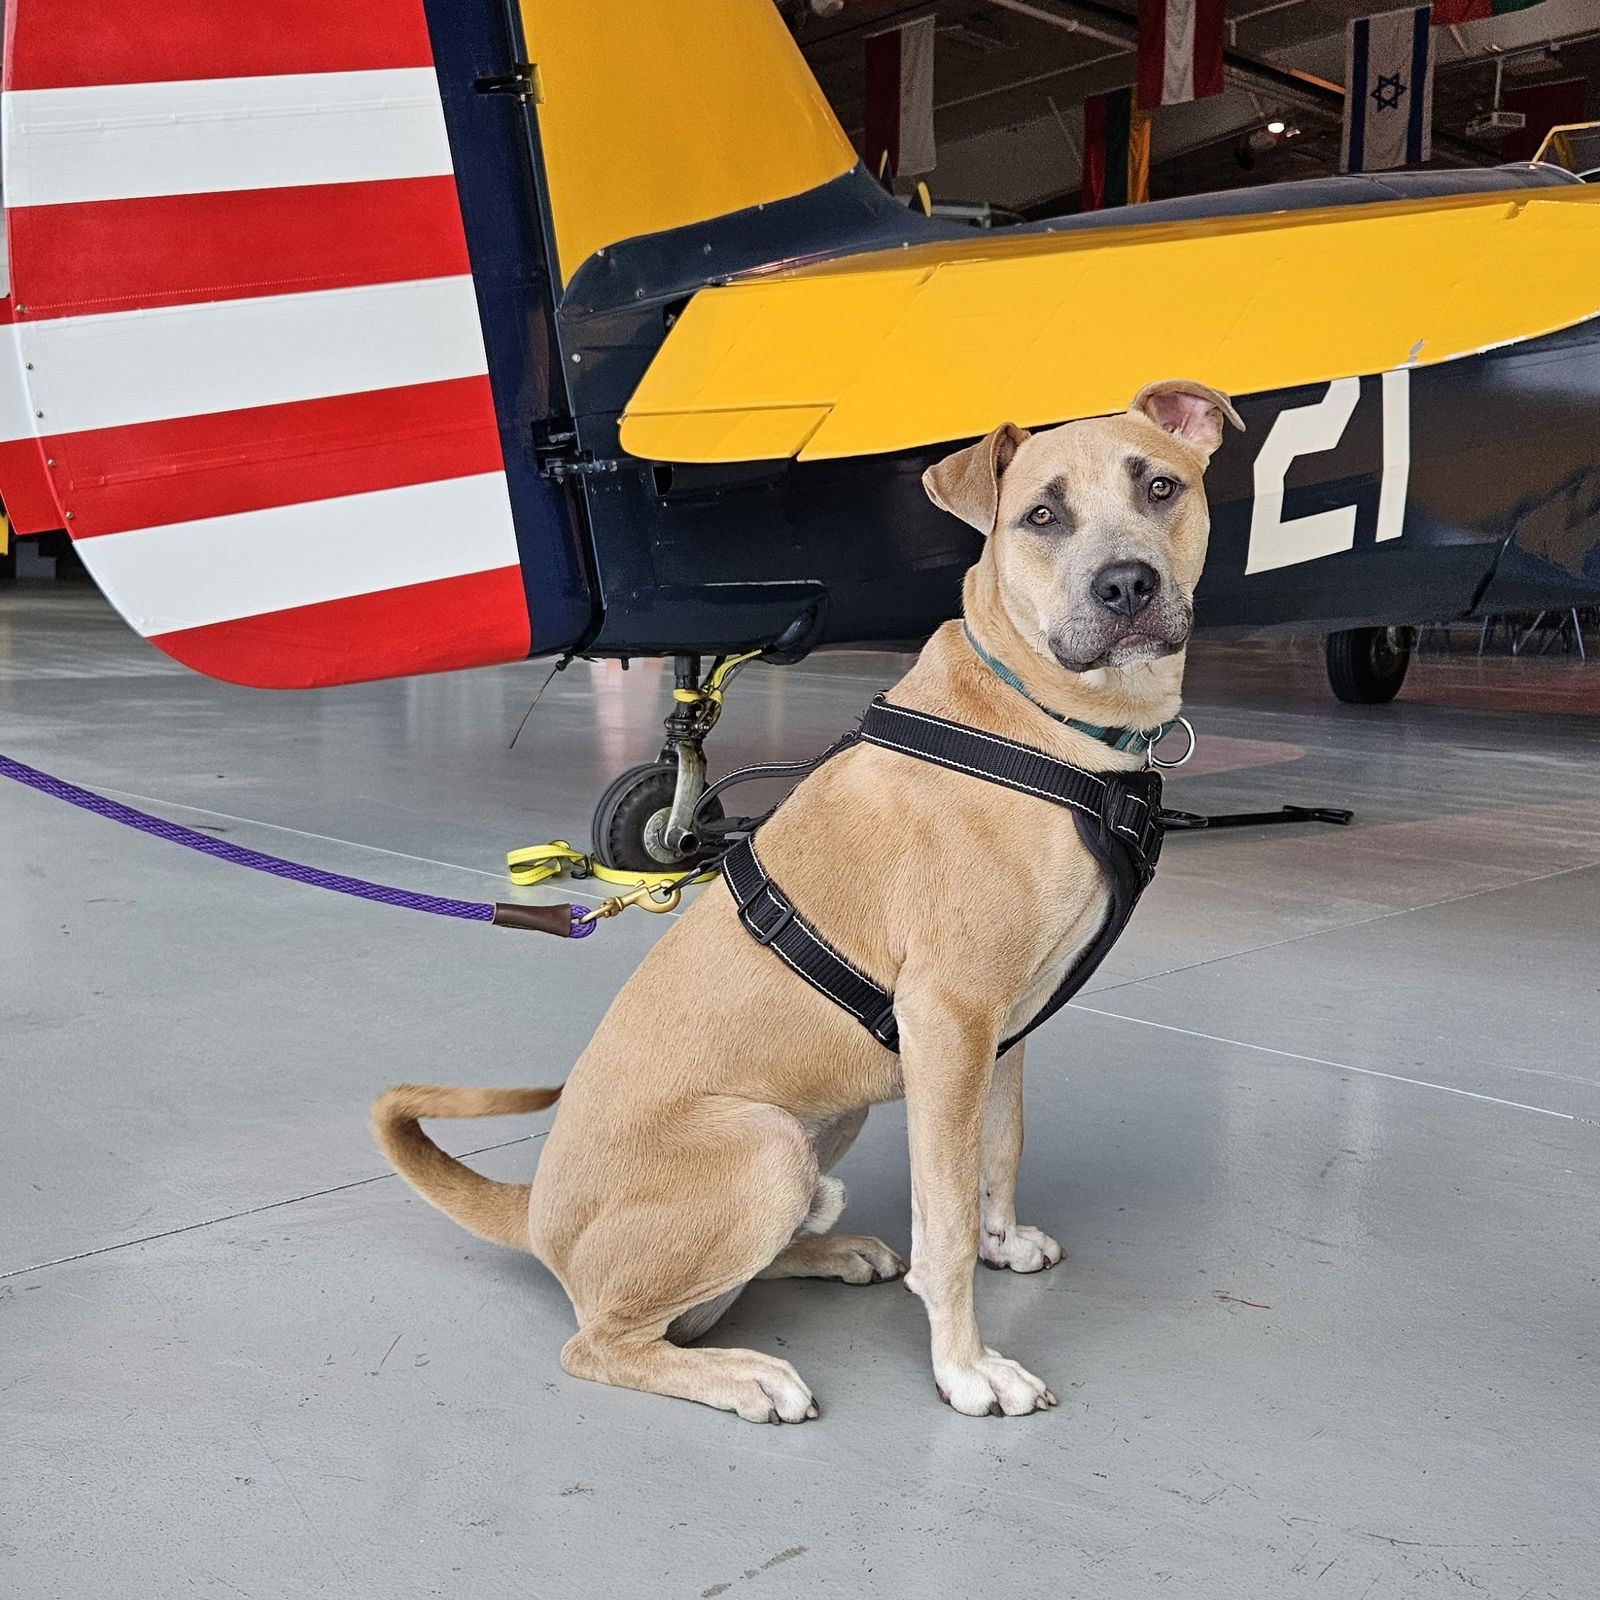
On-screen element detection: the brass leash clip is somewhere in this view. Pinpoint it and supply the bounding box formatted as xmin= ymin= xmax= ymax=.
xmin=575 ymin=880 xmax=684 ymax=926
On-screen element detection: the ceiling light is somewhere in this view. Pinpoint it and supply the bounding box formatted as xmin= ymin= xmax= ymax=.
xmin=1266 ymin=119 xmax=1287 ymax=135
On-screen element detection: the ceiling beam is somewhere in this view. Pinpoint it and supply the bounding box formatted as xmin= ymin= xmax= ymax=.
xmin=986 ymin=0 xmax=1131 ymax=52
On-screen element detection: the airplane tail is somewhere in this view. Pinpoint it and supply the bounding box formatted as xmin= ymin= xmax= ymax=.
xmin=370 ymin=1083 xmax=562 ymax=1250
xmin=520 ymin=0 xmax=877 ymax=293
xmin=0 ymin=0 xmax=924 ymax=690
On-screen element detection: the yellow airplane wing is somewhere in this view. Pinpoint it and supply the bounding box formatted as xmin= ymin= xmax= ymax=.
xmin=620 ymin=182 xmax=1600 ymax=464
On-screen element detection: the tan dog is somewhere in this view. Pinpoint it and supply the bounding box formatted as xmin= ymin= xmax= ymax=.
xmin=374 ymin=379 xmax=1242 ymax=1423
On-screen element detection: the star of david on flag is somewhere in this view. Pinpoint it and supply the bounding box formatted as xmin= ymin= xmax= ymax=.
xmin=1342 ymin=6 xmax=1435 ymax=172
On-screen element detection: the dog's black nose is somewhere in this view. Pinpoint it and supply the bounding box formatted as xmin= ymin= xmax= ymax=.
xmin=1091 ymin=560 xmax=1160 ymax=619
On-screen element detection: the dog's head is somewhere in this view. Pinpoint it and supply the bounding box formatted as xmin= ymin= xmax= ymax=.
xmin=924 ymin=380 xmax=1242 ymax=674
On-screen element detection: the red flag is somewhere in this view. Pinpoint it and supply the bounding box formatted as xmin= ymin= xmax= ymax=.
xmin=1432 ymin=0 xmax=1548 ymax=21
xmin=1138 ymin=0 xmax=1226 ymax=110
xmin=864 ymin=15 xmax=936 ymax=180
xmin=1502 ymin=77 xmax=1586 ymax=162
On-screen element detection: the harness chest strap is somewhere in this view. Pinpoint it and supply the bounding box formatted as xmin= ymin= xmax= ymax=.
xmin=724 ymin=696 xmax=1165 ymax=1055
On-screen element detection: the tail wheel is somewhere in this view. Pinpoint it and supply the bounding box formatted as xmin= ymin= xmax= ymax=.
xmin=590 ymin=762 xmax=724 ymax=874
xmin=1325 ymin=626 xmax=1414 ymax=704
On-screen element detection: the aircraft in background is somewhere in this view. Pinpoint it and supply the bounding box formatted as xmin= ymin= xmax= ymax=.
xmin=3 ymin=1 xmax=1600 ymax=870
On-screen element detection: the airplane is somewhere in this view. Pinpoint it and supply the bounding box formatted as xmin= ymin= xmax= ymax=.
xmin=3 ymin=0 xmax=1600 ymax=876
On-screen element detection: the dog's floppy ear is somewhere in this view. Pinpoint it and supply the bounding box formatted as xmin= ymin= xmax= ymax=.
xmin=922 ymin=423 xmax=1029 ymax=534
xmin=1129 ymin=379 xmax=1243 ymax=461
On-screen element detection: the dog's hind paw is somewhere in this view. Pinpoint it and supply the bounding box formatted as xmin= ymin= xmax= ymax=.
xmin=721 ymin=1354 xmax=819 ymax=1423
xmin=979 ymin=1223 xmax=1064 ymax=1274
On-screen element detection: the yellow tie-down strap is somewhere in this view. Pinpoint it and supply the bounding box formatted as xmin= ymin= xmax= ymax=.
xmin=506 ymin=840 xmax=714 ymax=892
xmin=619 ymin=182 xmax=1600 ymax=464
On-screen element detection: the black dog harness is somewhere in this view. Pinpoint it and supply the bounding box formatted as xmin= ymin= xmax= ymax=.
xmin=722 ymin=695 xmax=1165 ymax=1055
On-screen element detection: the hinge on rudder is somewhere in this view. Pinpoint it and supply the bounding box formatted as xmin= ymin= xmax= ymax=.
xmin=542 ymin=456 xmax=623 ymax=482
xmin=534 ymin=420 xmax=621 ymax=483
xmin=474 ymin=62 xmax=543 ymax=104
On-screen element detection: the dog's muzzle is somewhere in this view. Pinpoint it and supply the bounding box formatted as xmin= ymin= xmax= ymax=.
xmin=1049 ymin=613 xmax=1189 ymax=673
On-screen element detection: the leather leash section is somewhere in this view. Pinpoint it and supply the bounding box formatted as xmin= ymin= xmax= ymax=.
xmin=490 ymin=902 xmax=591 ymax=935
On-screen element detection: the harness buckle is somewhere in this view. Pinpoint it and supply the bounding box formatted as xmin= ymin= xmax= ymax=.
xmin=1102 ymin=781 xmax=1164 ymax=879
xmin=1126 ymin=793 xmax=1159 ymax=852
xmin=1131 ymin=787 xmax=1167 ymax=879
xmin=1100 ymin=780 xmax=1135 ymax=841
xmin=865 ymin=1001 xmax=900 ymax=1047
xmin=746 ymin=892 xmax=796 ymax=947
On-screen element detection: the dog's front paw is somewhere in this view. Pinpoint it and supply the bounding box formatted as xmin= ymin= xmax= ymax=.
xmin=935 ymin=1350 xmax=1056 ymax=1417
xmin=758 ymin=1233 xmax=907 ymax=1284
xmin=979 ymin=1223 xmax=1064 ymax=1274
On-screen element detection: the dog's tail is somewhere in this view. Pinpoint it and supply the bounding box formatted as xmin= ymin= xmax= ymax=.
xmin=370 ymin=1083 xmax=561 ymax=1250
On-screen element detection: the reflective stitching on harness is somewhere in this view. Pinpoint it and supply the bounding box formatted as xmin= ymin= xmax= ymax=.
xmin=766 ymin=936 xmax=863 ymax=1013
xmin=789 ymin=913 xmax=881 ymax=989
xmin=870 ymin=700 xmax=1113 ymax=795
xmin=763 ymin=915 xmax=877 ymax=1015
xmin=865 ymin=699 xmax=1152 ymax=825
xmin=739 ymin=842 xmax=884 ymax=1002
xmin=1112 ymin=794 xmax=1149 ymax=840
xmin=863 ymin=729 xmax=1098 ymax=817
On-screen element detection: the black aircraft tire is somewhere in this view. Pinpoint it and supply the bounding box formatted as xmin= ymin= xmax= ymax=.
xmin=1324 ymin=626 xmax=1414 ymax=704
xmin=590 ymin=762 xmax=724 ymax=874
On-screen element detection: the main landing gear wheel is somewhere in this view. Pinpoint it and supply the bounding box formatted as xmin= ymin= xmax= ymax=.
xmin=1325 ymin=626 xmax=1414 ymax=704
xmin=590 ymin=763 xmax=726 ymax=874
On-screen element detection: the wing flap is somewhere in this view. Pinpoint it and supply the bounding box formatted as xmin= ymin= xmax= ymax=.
xmin=621 ymin=183 xmax=1600 ymax=463
xmin=636 ymin=405 xmax=832 ymax=462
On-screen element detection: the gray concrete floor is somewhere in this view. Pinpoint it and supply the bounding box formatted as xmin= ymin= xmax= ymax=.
xmin=3 ymin=584 xmax=1597 ymax=1600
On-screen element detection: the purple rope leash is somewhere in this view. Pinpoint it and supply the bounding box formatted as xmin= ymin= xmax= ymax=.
xmin=0 ymin=751 xmax=595 ymax=935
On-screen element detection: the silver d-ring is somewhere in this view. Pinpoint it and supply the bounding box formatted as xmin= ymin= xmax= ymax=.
xmin=1149 ymin=716 xmax=1196 ymax=769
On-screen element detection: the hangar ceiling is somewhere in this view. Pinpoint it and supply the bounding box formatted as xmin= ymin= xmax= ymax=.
xmin=783 ymin=0 xmax=1600 ymax=212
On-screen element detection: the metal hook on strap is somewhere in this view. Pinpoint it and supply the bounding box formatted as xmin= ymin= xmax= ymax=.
xmin=1148 ymin=716 xmax=1196 ymax=769
xmin=575 ymin=880 xmax=684 ymax=926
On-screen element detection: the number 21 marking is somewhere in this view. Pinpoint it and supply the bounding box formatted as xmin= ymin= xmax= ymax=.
xmin=1246 ymin=369 xmax=1411 ymax=575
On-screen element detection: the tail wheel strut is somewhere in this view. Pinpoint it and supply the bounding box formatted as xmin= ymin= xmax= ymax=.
xmin=589 ymin=652 xmax=756 ymax=873
xmin=591 ymin=763 xmax=725 ymax=874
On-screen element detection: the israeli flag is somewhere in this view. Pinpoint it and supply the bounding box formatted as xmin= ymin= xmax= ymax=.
xmin=1342 ymin=6 xmax=1434 ymax=173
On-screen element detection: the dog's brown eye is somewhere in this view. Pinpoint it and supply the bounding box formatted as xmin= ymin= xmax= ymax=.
xmin=1026 ymin=505 xmax=1055 ymax=527
xmin=1148 ymin=477 xmax=1176 ymax=502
